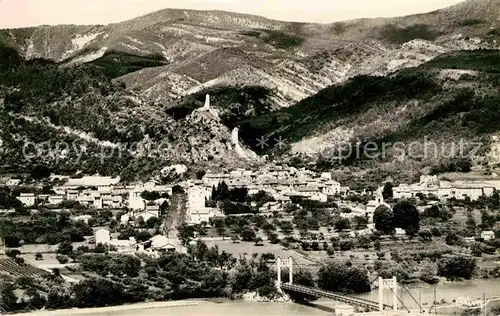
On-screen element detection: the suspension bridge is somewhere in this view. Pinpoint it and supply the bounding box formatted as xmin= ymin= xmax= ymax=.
xmin=274 ymin=256 xmax=419 ymax=313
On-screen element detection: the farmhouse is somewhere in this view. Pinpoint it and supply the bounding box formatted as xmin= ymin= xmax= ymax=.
xmin=95 ymin=228 xmax=111 ymax=245
xmin=481 ymin=230 xmax=495 ymax=241
xmin=19 ymin=193 xmax=36 ymax=206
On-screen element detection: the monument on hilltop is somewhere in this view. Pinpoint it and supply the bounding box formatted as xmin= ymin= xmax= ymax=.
xmin=232 ymin=127 xmax=249 ymax=159
xmin=231 ymin=127 xmax=239 ymax=145
xmin=203 ymin=94 xmax=210 ymax=110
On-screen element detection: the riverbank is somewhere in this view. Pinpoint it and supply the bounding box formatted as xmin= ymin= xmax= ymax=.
xmin=16 ymin=300 xmax=332 ymax=316
xmin=15 ymin=300 xmax=205 ymax=316
xmin=15 ymin=278 xmax=500 ymax=316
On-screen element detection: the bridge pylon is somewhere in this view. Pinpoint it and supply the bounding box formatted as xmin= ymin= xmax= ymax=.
xmin=276 ymin=256 xmax=293 ymax=290
xmin=378 ymin=276 xmax=398 ymax=311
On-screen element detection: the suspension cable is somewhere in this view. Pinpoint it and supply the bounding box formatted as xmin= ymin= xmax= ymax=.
xmin=400 ymin=283 xmax=425 ymax=313
xmin=383 ymin=279 xmax=410 ymax=313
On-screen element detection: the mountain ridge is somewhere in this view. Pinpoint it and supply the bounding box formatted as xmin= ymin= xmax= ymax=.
xmin=1 ymin=0 xmax=500 ymax=181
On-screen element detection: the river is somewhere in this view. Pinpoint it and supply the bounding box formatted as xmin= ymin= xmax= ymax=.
xmin=353 ymin=278 xmax=500 ymax=310
xmin=21 ymin=279 xmax=500 ymax=316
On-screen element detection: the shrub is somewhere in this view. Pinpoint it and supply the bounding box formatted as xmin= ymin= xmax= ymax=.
xmin=438 ymin=256 xmax=477 ymax=279
xmin=5 ymin=249 xmax=21 ymax=258
xmin=56 ymin=255 xmax=69 ymax=264
xmin=318 ymin=263 xmax=370 ymax=294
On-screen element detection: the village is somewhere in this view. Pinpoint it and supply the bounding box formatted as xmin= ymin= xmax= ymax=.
xmin=0 ymin=163 xmax=499 ymax=315
xmin=0 ymin=167 xmax=498 ymax=254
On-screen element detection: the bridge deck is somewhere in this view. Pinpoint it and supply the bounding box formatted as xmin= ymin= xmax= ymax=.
xmin=281 ymin=283 xmax=392 ymax=311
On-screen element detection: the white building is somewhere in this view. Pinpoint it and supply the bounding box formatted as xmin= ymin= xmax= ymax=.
xmin=74 ymin=215 xmax=92 ymax=224
xmin=320 ymin=172 xmax=332 ymax=181
xmin=19 ymin=193 xmax=36 ymax=206
xmin=481 ymin=230 xmax=495 ymax=241
xmin=188 ymin=207 xmax=222 ymax=225
xmin=202 ymin=173 xmax=230 ymax=187
xmin=120 ymin=213 xmax=131 ymax=224
xmin=323 ymin=181 xmax=342 ymax=195
xmin=6 ymin=179 xmax=21 ymax=187
xmin=149 ymin=235 xmax=185 ymax=253
xmin=48 ymin=195 xmax=64 ymax=205
xmin=394 ymin=174 xmax=495 ymax=201
xmin=64 ymin=176 xmax=120 ymax=190
xmin=128 ymin=190 xmax=146 ymax=210
xmin=66 ymin=190 xmax=79 ymax=201
xmin=395 ymin=228 xmax=406 ymax=237
xmin=135 ymin=205 xmax=159 ymax=222
xmin=187 ymin=186 xmax=211 ymax=210
xmin=95 ymin=228 xmax=111 ymax=245
xmin=110 ymin=237 xmax=136 ymax=249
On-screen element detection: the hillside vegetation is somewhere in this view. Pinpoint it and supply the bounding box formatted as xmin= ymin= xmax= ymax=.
xmin=0 ymin=46 xmax=259 ymax=179
xmin=1 ymin=0 xmax=500 ymax=181
xmin=238 ymin=49 xmax=500 ymax=180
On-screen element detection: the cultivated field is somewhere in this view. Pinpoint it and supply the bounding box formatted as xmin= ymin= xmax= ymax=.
xmin=0 ymin=258 xmax=49 ymax=278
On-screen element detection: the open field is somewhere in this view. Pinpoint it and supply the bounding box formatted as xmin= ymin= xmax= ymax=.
xmin=203 ymin=240 xmax=316 ymax=266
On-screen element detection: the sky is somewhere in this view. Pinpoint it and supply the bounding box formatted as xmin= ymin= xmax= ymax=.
xmin=0 ymin=0 xmax=465 ymax=28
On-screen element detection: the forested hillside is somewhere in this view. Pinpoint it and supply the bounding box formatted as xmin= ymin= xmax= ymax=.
xmin=0 ymin=46 xmax=260 ymax=180
xmin=239 ymin=50 xmax=500 ymax=182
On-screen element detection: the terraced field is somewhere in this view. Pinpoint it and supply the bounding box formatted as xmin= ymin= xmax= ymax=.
xmin=0 ymin=258 xmax=50 ymax=278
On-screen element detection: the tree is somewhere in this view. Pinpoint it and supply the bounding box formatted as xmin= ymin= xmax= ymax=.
xmin=201 ymin=269 xmax=228 ymax=297
xmin=267 ymin=232 xmax=279 ymax=244
xmin=254 ymin=236 xmax=263 ymax=246
xmin=145 ymin=216 xmax=160 ymax=229
xmin=466 ymin=214 xmax=476 ymax=231
xmin=392 ymin=200 xmax=420 ymax=236
xmin=353 ymin=215 xmax=368 ymax=229
xmin=140 ymin=190 xmax=160 ymax=201
xmin=3 ymin=235 xmax=22 ymax=248
xmin=382 ymin=182 xmax=393 ymax=200
xmin=357 ymin=235 xmax=371 ymax=249
xmin=72 ymin=278 xmax=131 ymax=308
xmin=438 ymin=256 xmax=477 ymax=279
xmin=418 ymin=230 xmax=433 ymax=242
xmin=279 ymin=221 xmax=294 ymax=235
xmin=5 ymin=249 xmax=21 ymax=258
xmin=445 ymin=233 xmax=461 ymax=246
xmin=57 ymin=240 xmax=73 ymax=255
xmin=212 ymin=219 xmax=226 ymax=238
xmin=471 ymin=243 xmax=483 ymax=257
xmin=46 ymin=289 xmax=72 ymax=310
xmin=231 ymin=234 xmax=240 ymax=243
xmin=423 ymin=205 xmax=452 ymax=221
xmin=339 ymin=240 xmax=355 ymax=251
xmin=373 ymin=205 xmax=393 ymax=235
xmin=431 ymin=227 xmax=442 ymax=237
xmin=419 ymin=260 xmax=438 ymax=284
xmin=56 ymin=255 xmax=69 ymax=264
xmin=334 ymin=218 xmax=351 ymax=232
xmin=317 ymin=263 xmax=370 ymax=294
xmin=15 ymin=256 xmax=25 ymax=265
xmin=177 ymin=224 xmax=195 ymax=246
xmin=480 ymin=211 xmax=496 ymax=229
xmin=25 ymin=287 xmax=46 ymax=310
xmin=108 ymin=254 xmax=141 ymax=277
xmin=0 ymin=282 xmax=18 ymax=311
xmin=311 ymin=241 xmax=320 ymax=251
xmin=30 ymin=164 xmax=51 ymax=180
xmin=240 ymin=227 xmax=256 ymax=242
